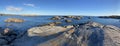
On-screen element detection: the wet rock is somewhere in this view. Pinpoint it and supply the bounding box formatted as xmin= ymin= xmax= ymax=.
xmin=73 ymin=16 xmax=82 ymax=20
xmin=2 ymin=45 xmax=11 ymax=46
xmin=2 ymin=28 xmax=17 ymax=36
xmin=61 ymin=17 xmax=67 ymax=20
xmin=74 ymin=17 xmax=81 ymax=20
xmin=65 ymin=19 xmax=72 ymax=23
xmin=63 ymin=16 xmax=82 ymax=20
xmin=0 ymin=28 xmax=17 ymax=46
xmin=5 ymin=18 xmax=24 ymax=23
xmin=88 ymin=16 xmax=92 ymax=19
xmin=50 ymin=16 xmax=61 ymax=20
xmin=63 ymin=16 xmax=75 ymax=18
xmin=0 ymin=39 xmax=8 ymax=45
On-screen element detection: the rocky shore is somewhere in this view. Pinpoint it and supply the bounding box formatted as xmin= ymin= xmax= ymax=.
xmin=50 ymin=16 xmax=82 ymax=20
xmin=0 ymin=16 xmax=120 ymax=46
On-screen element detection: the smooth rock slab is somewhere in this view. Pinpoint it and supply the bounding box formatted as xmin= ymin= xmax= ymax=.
xmin=28 ymin=26 xmax=67 ymax=36
xmin=11 ymin=22 xmax=120 ymax=46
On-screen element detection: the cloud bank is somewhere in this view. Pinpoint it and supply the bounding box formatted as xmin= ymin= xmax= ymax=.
xmin=6 ymin=6 xmax=22 ymax=12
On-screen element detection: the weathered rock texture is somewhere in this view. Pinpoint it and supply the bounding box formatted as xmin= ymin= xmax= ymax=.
xmin=0 ymin=29 xmax=17 ymax=46
xmin=28 ymin=26 xmax=67 ymax=36
xmin=10 ymin=22 xmax=120 ymax=46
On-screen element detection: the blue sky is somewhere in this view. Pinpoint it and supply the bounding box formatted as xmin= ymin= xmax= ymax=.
xmin=0 ymin=0 xmax=120 ymax=16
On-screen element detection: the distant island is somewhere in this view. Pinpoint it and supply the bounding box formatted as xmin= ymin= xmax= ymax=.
xmin=99 ymin=15 xmax=120 ymax=19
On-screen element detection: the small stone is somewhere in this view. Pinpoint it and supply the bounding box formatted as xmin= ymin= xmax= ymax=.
xmin=65 ymin=20 xmax=72 ymax=23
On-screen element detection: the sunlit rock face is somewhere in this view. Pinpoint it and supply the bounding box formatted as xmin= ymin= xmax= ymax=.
xmin=11 ymin=22 xmax=120 ymax=46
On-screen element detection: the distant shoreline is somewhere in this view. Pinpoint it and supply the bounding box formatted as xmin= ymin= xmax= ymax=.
xmin=99 ymin=15 xmax=120 ymax=19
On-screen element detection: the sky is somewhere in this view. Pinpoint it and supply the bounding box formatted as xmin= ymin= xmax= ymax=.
xmin=0 ymin=0 xmax=120 ymax=16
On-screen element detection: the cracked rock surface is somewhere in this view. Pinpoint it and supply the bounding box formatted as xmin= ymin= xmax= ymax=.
xmin=1 ymin=22 xmax=120 ymax=46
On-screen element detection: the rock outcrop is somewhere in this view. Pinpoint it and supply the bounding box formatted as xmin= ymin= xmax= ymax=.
xmin=0 ymin=28 xmax=17 ymax=46
xmin=50 ymin=16 xmax=82 ymax=20
xmin=5 ymin=18 xmax=24 ymax=23
xmin=63 ymin=16 xmax=82 ymax=20
xmin=28 ymin=26 xmax=68 ymax=36
xmin=39 ymin=22 xmax=62 ymax=26
xmin=50 ymin=16 xmax=61 ymax=20
xmin=9 ymin=22 xmax=120 ymax=46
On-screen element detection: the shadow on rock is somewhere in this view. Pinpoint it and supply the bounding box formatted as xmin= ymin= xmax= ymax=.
xmin=88 ymin=28 xmax=104 ymax=46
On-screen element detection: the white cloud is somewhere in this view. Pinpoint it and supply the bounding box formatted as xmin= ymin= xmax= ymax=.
xmin=23 ymin=3 xmax=35 ymax=7
xmin=6 ymin=6 xmax=22 ymax=12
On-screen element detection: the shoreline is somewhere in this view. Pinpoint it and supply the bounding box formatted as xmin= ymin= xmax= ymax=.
xmin=0 ymin=16 xmax=120 ymax=46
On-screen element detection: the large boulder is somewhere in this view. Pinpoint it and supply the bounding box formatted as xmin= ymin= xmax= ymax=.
xmin=0 ymin=28 xmax=17 ymax=46
xmin=64 ymin=16 xmax=75 ymax=18
xmin=28 ymin=26 xmax=67 ymax=36
xmin=11 ymin=26 xmax=74 ymax=46
xmin=5 ymin=18 xmax=24 ymax=23
xmin=103 ymin=25 xmax=120 ymax=46
xmin=73 ymin=22 xmax=120 ymax=46
xmin=63 ymin=16 xmax=82 ymax=20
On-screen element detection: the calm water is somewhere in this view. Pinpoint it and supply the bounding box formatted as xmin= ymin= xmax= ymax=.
xmin=0 ymin=16 xmax=54 ymax=32
xmin=0 ymin=16 xmax=120 ymax=32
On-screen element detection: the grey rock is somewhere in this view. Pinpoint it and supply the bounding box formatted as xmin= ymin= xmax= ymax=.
xmin=0 ymin=39 xmax=8 ymax=45
xmin=51 ymin=16 xmax=61 ymax=20
xmin=65 ymin=19 xmax=72 ymax=23
xmin=11 ymin=22 xmax=120 ymax=46
xmin=28 ymin=26 xmax=67 ymax=36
